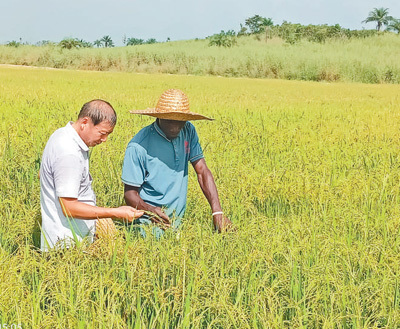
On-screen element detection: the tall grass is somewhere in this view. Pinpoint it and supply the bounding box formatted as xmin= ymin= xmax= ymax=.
xmin=1 ymin=33 xmax=400 ymax=83
xmin=1 ymin=66 xmax=400 ymax=327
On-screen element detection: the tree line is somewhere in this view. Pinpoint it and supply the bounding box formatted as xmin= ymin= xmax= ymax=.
xmin=208 ymin=7 xmax=400 ymax=47
xmin=5 ymin=35 xmax=163 ymax=49
xmin=5 ymin=7 xmax=400 ymax=49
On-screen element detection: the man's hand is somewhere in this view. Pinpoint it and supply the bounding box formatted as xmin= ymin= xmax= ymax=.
xmin=144 ymin=207 xmax=171 ymax=228
xmin=152 ymin=207 xmax=170 ymax=224
xmin=112 ymin=206 xmax=144 ymax=223
xmin=213 ymin=213 xmax=233 ymax=233
xmin=124 ymin=184 xmax=171 ymax=228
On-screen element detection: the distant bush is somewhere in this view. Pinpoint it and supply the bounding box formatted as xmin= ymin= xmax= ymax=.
xmin=344 ymin=29 xmax=378 ymax=38
xmin=146 ymin=38 xmax=157 ymax=44
xmin=208 ymin=30 xmax=237 ymax=47
xmin=58 ymin=38 xmax=92 ymax=49
xmin=126 ymin=38 xmax=144 ymax=46
xmin=6 ymin=41 xmax=22 ymax=47
xmin=270 ymin=22 xmax=378 ymax=44
xmin=236 ymin=16 xmax=380 ymax=44
xmin=36 ymin=40 xmax=57 ymax=47
xmin=78 ymin=39 xmax=93 ymax=48
xmin=125 ymin=37 xmax=158 ymax=46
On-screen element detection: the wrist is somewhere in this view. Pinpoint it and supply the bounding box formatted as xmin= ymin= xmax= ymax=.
xmin=212 ymin=211 xmax=223 ymax=216
xmin=109 ymin=207 xmax=120 ymax=220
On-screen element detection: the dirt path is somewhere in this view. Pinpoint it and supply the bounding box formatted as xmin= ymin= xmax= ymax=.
xmin=0 ymin=63 xmax=59 ymax=70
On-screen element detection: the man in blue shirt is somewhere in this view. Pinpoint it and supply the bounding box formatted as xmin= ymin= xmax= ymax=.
xmin=122 ymin=89 xmax=232 ymax=233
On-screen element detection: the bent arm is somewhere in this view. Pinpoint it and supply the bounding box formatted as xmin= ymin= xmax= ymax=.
xmin=124 ymin=185 xmax=170 ymax=223
xmin=124 ymin=185 xmax=153 ymax=212
xmin=59 ymin=197 xmax=143 ymax=223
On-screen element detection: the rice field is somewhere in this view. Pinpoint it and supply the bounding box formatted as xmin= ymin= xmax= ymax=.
xmin=1 ymin=65 xmax=400 ymax=327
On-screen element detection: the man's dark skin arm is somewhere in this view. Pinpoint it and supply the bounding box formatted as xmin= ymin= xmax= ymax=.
xmin=124 ymin=185 xmax=170 ymax=225
xmin=192 ymin=158 xmax=233 ymax=232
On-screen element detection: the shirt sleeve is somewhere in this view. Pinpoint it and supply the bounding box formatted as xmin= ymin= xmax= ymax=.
xmin=122 ymin=143 xmax=147 ymax=187
xmin=188 ymin=123 xmax=204 ymax=163
xmin=53 ymin=154 xmax=83 ymax=198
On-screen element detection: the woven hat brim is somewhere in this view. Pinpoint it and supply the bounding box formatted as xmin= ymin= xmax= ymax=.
xmin=129 ymin=109 xmax=213 ymax=121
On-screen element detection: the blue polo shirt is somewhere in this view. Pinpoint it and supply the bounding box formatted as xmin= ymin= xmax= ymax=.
xmin=122 ymin=120 xmax=204 ymax=218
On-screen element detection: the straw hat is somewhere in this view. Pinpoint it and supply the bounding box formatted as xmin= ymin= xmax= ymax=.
xmin=129 ymin=89 xmax=213 ymax=121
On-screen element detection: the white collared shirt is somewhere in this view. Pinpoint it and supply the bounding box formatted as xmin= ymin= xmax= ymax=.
xmin=40 ymin=122 xmax=96 ymax=251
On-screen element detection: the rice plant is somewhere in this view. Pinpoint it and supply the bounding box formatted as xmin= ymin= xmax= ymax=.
xmin=1 ymin=66 xmax=400 ymax=327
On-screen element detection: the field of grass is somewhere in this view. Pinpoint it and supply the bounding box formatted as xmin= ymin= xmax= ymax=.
xmin=1 ymin=66 xmax=400 ymax=327
xmin=1 ymin=33 xmax=400 ymax=83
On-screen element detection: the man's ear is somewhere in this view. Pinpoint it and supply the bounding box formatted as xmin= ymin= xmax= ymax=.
xmin=80 ymin=116 xmax=90 ymax=129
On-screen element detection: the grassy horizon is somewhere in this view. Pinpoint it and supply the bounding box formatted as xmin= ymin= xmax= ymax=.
xmin=0 ymin=33 xmax=400 ymax=84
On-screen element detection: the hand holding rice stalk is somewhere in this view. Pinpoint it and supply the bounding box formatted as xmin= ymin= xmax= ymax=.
xmin=143 ymin=210 xmax=171 ymax=230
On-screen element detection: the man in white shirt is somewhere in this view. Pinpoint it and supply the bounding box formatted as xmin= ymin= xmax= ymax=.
xmin=40 ymin=99 xmax=143 ymax=251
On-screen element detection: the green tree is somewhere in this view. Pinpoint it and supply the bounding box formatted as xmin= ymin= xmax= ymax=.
xmin=58 ymin=38 xmax=81 ymax=49
xmin=126 ymin=37 xmax=144 ymax=46
xmin=208 ymin=30 xmax=237 ymax=47
xmin=237 ymin=23 xmax=248 ymax=36
xmin=245 ymin=15 xmax=263 ymax=33
xmin=36 ymin=40 xmax=56 ymax=46
xmin=6 ymin=40 xmax=21 ymax=47
xmin=245 ymin=15 xmax=273 ymax=34
xmin=362 ymin=7 xmax=394 ymax=31
xmin=100 ymin=35 xmax=114 ymax=47
xmin=388 ymin=19 xmax=400 ymax=34
xmin=261 ymin=17 xmax=274 ymax=29
xmin=145 ymin=38 xmax=157 ymax=44
xmin=261 ymin=17 xmax=274 ymax=41
xmin=77 ymin=39 xmax=93 ymax=48
xmin=278 ymin=21 xmax=302 ymax=44
xmin=93 ymin=39 xmax=103 ymax=47
xmin=58 ymin=38 xmax=92 ymax=49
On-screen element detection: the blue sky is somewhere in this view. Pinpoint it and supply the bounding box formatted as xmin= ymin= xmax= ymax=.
xmin=1 ymin=0 xmax=399 ymax=45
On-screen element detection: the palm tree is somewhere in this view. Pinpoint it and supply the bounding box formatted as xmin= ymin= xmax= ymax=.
xmin=388 ymin=19 xmax=400 ymax=34
xmin=126 ymin=37 xmax=144 ymax=46
xmin=93 ymin=39 xmax=103 ymax=47
xmin=260 ymin=17 xmax=274 ymax=29
xmin=58 ymin=38 xmax=80 ymax=49
xmin=78 ymin=39 xmax=93 ymax=48
xmin=362 ymin=7 xmax=394 ymax=31
xmin=100 ymin=35 xmax=114 ymax=48
xmin=261 ymin=17 xmax=274 ymax=41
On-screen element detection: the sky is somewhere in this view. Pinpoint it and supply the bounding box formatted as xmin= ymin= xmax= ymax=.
xmin=1 ymin=0 xmax=399 ymax=46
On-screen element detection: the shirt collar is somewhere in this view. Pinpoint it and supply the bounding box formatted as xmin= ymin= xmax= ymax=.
xmin=153 ymin=120 xmax=171 ymax=142
xmin=66 ymin=122 xmax=89 ymax=152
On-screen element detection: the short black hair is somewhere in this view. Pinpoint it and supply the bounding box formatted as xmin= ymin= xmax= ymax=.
xmin=78 ymin=99 xmax=117 ymax=126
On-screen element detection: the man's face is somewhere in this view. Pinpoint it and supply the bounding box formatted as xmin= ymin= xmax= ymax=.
xmin=158 ymin=119 xmax=186 ymax=140
xmin=81 ymin=118 xmax=114 ymax=147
